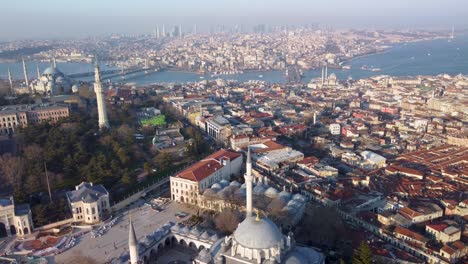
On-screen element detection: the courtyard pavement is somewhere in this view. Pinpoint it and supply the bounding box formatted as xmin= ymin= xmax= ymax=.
xmin=53 ymin=198 xmax=194 ymax=264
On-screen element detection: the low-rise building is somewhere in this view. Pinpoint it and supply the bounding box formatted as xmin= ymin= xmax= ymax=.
xmin=0 ymin=103 xmax=69 ymax=135
xmin=426 ymin=224 xmax=461 ymax=243
xmin=170 ymin=149 xmax=242 ymax=205
xmin=66 ymin=182 xmax=110 ymax=224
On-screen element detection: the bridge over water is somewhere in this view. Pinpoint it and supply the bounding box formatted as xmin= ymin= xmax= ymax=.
xmin=69 ymin=66 xmax=159 ymax=80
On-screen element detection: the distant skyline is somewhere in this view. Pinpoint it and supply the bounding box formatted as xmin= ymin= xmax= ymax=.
xmin=1 ymin=0 xmax=467 ymax=40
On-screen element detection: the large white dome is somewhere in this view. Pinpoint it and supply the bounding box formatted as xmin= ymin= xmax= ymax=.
xmin=233 ymin=217 xmax=283 ymax=249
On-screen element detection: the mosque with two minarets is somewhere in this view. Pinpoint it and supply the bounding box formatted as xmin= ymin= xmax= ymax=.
xmin=116 ymin=148 xmax=325 ymax=264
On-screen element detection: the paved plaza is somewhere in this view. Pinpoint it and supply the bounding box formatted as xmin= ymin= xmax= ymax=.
xmin=53 ymin=199 xmax=194 ymax=264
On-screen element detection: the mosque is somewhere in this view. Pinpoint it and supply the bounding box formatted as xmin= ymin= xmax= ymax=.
xmin=30 ymin=60 xmax=77 ymax=96
xmin=116 ymin=148 xmax=325 ymax=264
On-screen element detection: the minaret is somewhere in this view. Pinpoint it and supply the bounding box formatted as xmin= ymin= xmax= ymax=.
xmin=313 ymin=111 xmax=317 ymax=125
xmin=325 ymin=63 xmax=328 ymax=82
xmin=94 ymin=61 xmax=110 ymax=129
xmin=36 ymin=64 xmax=41 ymax=80
xmin=162 ymin=24 xmax=166 ymax=37
xmin=7 ymin=67 xmax=14 ymax=95
xmin=245 ymin=147 xmax=253 ymax=217
xmin=22 ymin=59 xmax=29 ymax=90
xmin=128 ymin=218 xmax=139 ymax=264
xmin=321 ymin=64 xmax=325 ymax=85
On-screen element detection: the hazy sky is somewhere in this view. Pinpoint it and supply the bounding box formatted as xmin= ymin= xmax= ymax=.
xmin=1 ymin=0 xmax=467 ymax=40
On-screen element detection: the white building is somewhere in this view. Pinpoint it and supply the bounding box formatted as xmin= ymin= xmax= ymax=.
xmin=205 ymin=116 xmax=231 ymax=145
xmin=329 ymin=123 xmax=341 ymax=135
xmin=0 ymin=196 xmax=34 ymax=237
xmin=170 ymin=149 xmax=243 ymax=205
xmin=66 ymin=182 xmax=110 ymax=224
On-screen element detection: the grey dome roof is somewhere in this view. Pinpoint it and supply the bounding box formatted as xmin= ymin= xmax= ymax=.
xmin=264 ymin=187 xmax=279 ymax=198
xmin=43 ymin=67 xmax=64 ymax=77
xmin=211 ymin=183 xmax=222 ymax=190
xmin=219 ymin=179 xmax=230 ymax=187
xmin=203 ymin=188 xmax=218 ymax=197
xmin=283 ymin=251 xmax=308 ymax=264
xmin=180 ymin=225 xmax=190 ymax=234
xmin=200 ymin=231 xmax=210 ymax=240
xmin=233 ymin=217 xmax=283 ymax=249
xmin=171 ymin=224 xmax=181 ymax=232
xmin=292 ymin=194 xmax=306 ymax=202
xmin=253 ymin=184 xmax=266 ymax=195
xmin=210 ymin=233 xmax=219 ymax=242
xmin=229 ymin=181 xmax=241 ymax=187
xmin=190 ymin=226 xmax=201 ymax=237
xmin=240 ymin=183 xmax=246 ymax=189
xmin=278 ymin=190 xmax=292 ymax=201
xmin=72 ymin=84 xmax=79 ymax=93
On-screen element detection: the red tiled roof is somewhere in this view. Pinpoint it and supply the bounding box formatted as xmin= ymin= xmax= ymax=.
xmin=175 ymin=149 xmax=241 ymax=182
xmin=426 ymin=223 xmax=448 ymax=232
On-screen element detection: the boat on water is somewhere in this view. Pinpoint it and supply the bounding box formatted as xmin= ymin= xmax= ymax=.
xmin=258 ymin=75 xmax=263 ymax=78
xmin=199 ymin=76 xmax=205 ymax=79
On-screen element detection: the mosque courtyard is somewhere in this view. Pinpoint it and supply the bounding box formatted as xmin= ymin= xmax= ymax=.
xmin=53 ymin=199 xmax=195 ymax=264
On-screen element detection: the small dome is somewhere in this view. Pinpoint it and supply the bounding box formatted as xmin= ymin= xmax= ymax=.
xmin=119 ymin=253 xmax=130 ymax=262
xmin=140 ymin=236 xmax=152 ymax=246
xmin=200 ymin=231 xmax=210 ymax=240
xmin=240 ymin=183 xmax=246 ymax=189
xmin=219 ymin=179 xmax=230 ymax=188
xmin=278 ymin=190 xmax=292 ymax=201
xmin=235 ymin=187 xmax=246 ymax=197
xmin=287 ymin=199 xmax=303 ymax=209
xmin=283 ymin=251 xmax=308 ymax=264
xmin=233 ymin=217 xmax=283 ymax=249
xmin=230 ymin=181 xmax=241 ymax=187
xmin=71 ymin=84 xmax=79 ymax=93
xmin=211 ymin=183 xmax=222 ymax=190
xmin=203 ymin=188 xmax=218 ymax=197
xmin=210 ymin=233 xmax=219 ymax=242
xmin=180 ymin=225 xmax=190 ymax=234
xmin=171 ymin=224 xmax=181 ymax=232
xmin=43 ymin=66 xmax=64 ymax=77
xmin=253 ymin=183 xmax=266 ymax=195
xmin=292 ymin=194 xmax=306 ymax=202
xmin=190 ymin=226 xmax=201 ymax=237
xmin=264 ymin=187 xmax=279 ymax=198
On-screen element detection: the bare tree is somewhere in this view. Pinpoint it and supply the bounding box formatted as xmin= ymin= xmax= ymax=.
xmin=214 ymin=209 xmax=242 ymax=235
xmin=0 ymin=154 xmax=24 ymax=191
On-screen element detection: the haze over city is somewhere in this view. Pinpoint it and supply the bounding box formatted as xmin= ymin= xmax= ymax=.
xmin=0 ymin=1 xmax=467 ymax=264
xmin=1 ymin=0 xmax=468 ymax=39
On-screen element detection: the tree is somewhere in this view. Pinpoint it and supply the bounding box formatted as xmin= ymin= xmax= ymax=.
xmin=143 ymin=162 xmax=152 ymax=174
xmin=295 ymin=204 xmax=345 ymax=248
xmin=154 ymin=152 xmax=174 ymax=172
xmin=352 ymin=241 xmax=372 ymax=264
xmin=214 ymin=209 xmax=241 ymax=235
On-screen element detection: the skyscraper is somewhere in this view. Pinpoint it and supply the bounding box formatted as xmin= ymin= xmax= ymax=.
xmin=94 ymin=62 xmax=110 ymax=129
